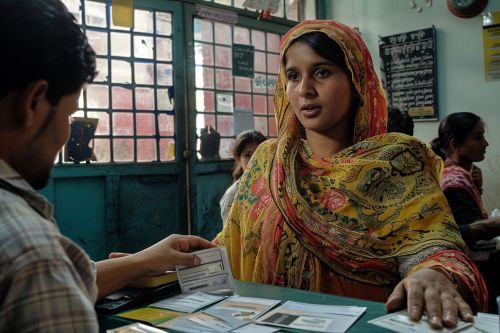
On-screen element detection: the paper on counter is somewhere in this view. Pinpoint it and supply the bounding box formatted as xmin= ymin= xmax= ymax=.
xmin=368 ymin=310 xmax=472 ymax=333
xmin=106 ymin=322 xmax=166 ymax=333
xmin=176 ymin=247 xmax=235 ymax=294
xmin=157 ymin=312 xmax=221 ymax=333
xmin=203 ymin=296 xmax=280 ymax=327
xmin=255 ymin=300 xmax=366 ymax=333
xmin=149 ymin=291 xmax=226 ymax=313
xmin=231 ymin=323 xmax=280 ymax=333
xmin=459 ymin=312 xmax=499 ymax=333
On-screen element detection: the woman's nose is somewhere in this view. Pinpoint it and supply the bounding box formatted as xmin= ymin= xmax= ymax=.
xmin=298 ymin=77 xmax=316 ymax=97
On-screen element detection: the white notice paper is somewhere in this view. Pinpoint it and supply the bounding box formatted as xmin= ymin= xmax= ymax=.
xmin=149 ymin=292 xmax=226 ymax=313
xmin=368 ymin=310 xmax=472 ymax=333
xmin=255 ymin=301 xmax=366 ymax=333
xmin=176 ymin=247 xmax=235 ymax=294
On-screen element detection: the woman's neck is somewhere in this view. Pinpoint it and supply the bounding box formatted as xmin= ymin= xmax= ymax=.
xmin=446 ymin=154 xmax=473 ymax=172
xmin=305 ymin=130 xmax=352 ymax=158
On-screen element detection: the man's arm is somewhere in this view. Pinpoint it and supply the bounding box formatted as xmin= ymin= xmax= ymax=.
xmin=95 ymin=234 xmax=215 ymax=299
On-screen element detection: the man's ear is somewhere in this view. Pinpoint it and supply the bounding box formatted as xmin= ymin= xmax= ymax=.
xmin=18 ymin=80 xmax=50 ymax=128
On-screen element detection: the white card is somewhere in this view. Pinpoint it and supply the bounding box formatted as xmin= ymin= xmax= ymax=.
xmin=176 ymin=247 xmax=235 ymax=294
xmin=149 ymin=292 xmax=226 ymax=313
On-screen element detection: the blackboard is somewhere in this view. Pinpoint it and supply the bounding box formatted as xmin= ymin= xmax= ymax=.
xmin=232 ymin=44 xmax=254 ymax=78
xmin=379 ymin=27 xmax=438 ymax=120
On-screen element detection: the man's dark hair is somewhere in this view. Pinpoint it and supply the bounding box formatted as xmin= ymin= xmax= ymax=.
xmin=387 ymin=108 xmax=414 ymax=136
xmin=0 ymin=0 xmax=97 ymax=105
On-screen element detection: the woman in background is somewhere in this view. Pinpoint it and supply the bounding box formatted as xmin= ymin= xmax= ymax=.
xmin=431 ymin=112 xmax=500 ymax=312
xmin=219 ymin=130 xmax=266 ymax=224
xmin=216 ymin=20 xmax=487 ymax=328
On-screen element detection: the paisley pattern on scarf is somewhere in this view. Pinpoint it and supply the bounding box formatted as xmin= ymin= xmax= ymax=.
xmin=216 ymin=20 xmax=487 ymax=310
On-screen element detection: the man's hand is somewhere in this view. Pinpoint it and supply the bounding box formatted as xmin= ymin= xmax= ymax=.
xmin=386 ymin=268 xmax=473 ymax=329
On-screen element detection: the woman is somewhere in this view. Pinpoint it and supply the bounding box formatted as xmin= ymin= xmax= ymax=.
xmin=431 ymin=112 xmax=500 ymax=312
xmin=220 ymin=130 xmax=266 ymax=224
xmin=215 ymin=20 xmax=488 ymax=328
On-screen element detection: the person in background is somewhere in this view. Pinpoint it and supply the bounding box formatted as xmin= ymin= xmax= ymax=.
xmin=387 ymin=107 xmax=414 ymax=136
xmin=216 ymin=20 xmax=488 ymax=329
xmin=431 ymin=111 xmax=500 ymax=312
xmin=0 ymin=1 xmax=213 ymax=331
xmin=220 ymin=130 xmax=266 ymax=224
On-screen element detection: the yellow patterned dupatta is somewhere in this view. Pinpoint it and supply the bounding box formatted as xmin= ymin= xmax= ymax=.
xmin=216 ymin=20 xmax=487 ymax=309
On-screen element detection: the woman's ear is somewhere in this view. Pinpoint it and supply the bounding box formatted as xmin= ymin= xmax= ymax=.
xmin=18 ymin=80 xmax=50 ymax=128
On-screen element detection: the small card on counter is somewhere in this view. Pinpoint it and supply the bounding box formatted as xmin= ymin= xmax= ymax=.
xmin=176 ymin=247 xmax=235 ymax=294
xmin=368 ymin=310 xmax=472 ymax=333
xmin=106 ymin=322 xmax=166 ymax=333
xmin=158 ymin=312 xmax=221 ymax=333
xmin=255 ymin=300 xmax=366 ymax=333
xmin=149 ymin=291 xmax=226 ymax=313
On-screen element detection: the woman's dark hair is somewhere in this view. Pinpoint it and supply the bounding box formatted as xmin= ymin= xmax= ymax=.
xmin=0 ymin=0 xmax=97 ymax=105
xmin=387 ymin=108 xmax=414 ymax=136
xmin=430 ymin=112 xmax=482 ymax=160
xmin=232 ymin=130 xmax=267 ymax=182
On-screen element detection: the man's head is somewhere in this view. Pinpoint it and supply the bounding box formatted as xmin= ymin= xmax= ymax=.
xmin=0 ymin=0 xmax=96 ymax=189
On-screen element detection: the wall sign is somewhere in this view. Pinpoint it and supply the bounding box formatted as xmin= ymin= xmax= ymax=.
xmin=379 ymin=27 xmax=438 ymax=120
xmin=232 ymin=44 xmax=255 ymax=78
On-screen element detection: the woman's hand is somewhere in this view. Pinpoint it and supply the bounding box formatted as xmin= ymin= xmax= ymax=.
xmin=386 ymin=268 xmax=474 ymax=329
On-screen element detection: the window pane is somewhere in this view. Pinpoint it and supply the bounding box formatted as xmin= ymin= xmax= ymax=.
xmin=216 ymin=93 xmax=233 ymax=112
xmin=194 ymin=18 xmax=213 ymax=42
xmin=195 ymin=43 xmax=214 ymax=66
xmin=156 ymin=12 xmax=172 ymax=36
xmin=156 ymin=37 xmax=172 ymax=61
xmin=158 ymin=114 xmax=175 ymax=136
xmin=286 ymin=0 xmax=300 ymax=21
xmin=214 ymin=22 xmax=231 ymax=45
xmin=196 ymin=90 xmax=215 ymax=112
xmin=134 ymin=9 xmax=154 ymax=33
xmin=113 ymin=139 xmax=134 ymax=162
xmin=112 ymin=86 xmax=132 ymax=109
xmin=95 ymin=58 xmax=108 ymax=82
xmin=254 ymin=116 xmax=268 ymax=136
xmin=235 ymin=94 xmax=251 ymax=109
xmin=254 ymin=51 xmax=266 ymax=73
xmin=267 ymin=33 xmax=280 ymax=53
xmin=87 ymin=111 xmax=110 ymax=135
xmin=267 ymin=75 xmax=278 ymax=94
xmin=134 ymin=62 xmax=154 ymax=85
xmin=111 ymin=60 xmax=132 ymax=84
xmin=234 ymin=77 xmax=251 ymax=92
xmin=137 ymin=139 xmax=157 ymax=162
xmin=253 ymin=95 xmax=266 ymax=114
xmin=268 ymin=95 xmax=275 ymax=115
xmin=85 ymin=1 xmax=107 ymax=28
xmin=215 ymin=46 xmax=232 ymax=68
xmin=113 ymin=113 xmax=133 ymax=135
xmin=111 ymin=32 xmax=131 ymax=57
xmin=196 ymin=113 xmax=215 ymax=131
xmin=159 ymin=139 xmax=175 ymax=161
xmin=219 ymin=138 xmax=234 ymax=159
xmin=93 ymin=138 xmax=111 ymax=162
xmin=87 ymin=30 xmax=108 ymax=55
xmin=215 ymin=69 xmax=233 ymax=90
xmin=65 ymin=0 xmax=82 ymax=24
xmin=135 ymin=87 xmax=155 ymax=110
xmin=136 ymin=113 xmax=155 ymax=136
xmin=195 ymin=66 xmax=214 ymax=89
xmin=157 ymin=89 xmax=174 ymax=111
xmin=253 ymin=74 xmax=267 ymax=94
xmin=86 ymin=84 xmax=109 ymax=109
xmin=134 ymin=35 xmax=154 ymax=59
xmin=267 ymin=54 xmax=280 ymax=74
xmin=233 ymin=26 xmax=250 ymax=45
xmin=252 ymin=30 xmax=266 ymax=50
xmin=217 ymin=115 xmax=234 ymax=136
xmin=268 ymin=117 xmax=277 ymax=137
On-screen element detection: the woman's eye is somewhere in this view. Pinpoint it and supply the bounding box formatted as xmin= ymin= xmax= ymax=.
xmin=286 ymin=72 xmax=299 ymax=81
xmin=315 ymin=69 xmax=330 ymax=78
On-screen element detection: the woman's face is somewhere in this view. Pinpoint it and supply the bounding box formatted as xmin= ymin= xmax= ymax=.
xmin=455 ymin=121 xmax=489 ymax=162
xmin=236 ymin=142 xmax=260 ymax=170
xmin=284 ymin=41 xmax=353 ymax=139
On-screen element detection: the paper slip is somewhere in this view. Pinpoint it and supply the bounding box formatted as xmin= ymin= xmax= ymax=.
xmin=368 ymin=310 xmax=472 ymax=333
xmin=176 ymin=247 xmax=235 ymax=294
xmin=117 ymin=307 xmax=181 ymax=325
xmin=203 ymin=296 xmax=281 ymax=327
xmin=460 ymin=312 xmax=499 ymax=333
xmin=255 ymin=300 xmax=367 ymax=333
xmin=149 ymin=291 xmax=226 ymax=313
xmin=106 ymin=322 xmax=166 ymax=333
xmin=158 ymin=312 xmax=219 ymax=333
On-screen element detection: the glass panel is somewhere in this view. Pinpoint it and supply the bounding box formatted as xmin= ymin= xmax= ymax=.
xmin=195 ymin=66 xmax=214 ymax=89
xmin=268 ymin=95 xmax=275 ymax=115
xmin=135 ymin=87 xmax=155 ymax=110
xmin=267 ymin=54 xmax=280 ymax=74
xmin=86 ymin=84 xmax=109 ymax=109
xmin=252 ymin=30 xmax=266 ymax=50
xmin=253 ymin=74 xmax=267 ymax=94
xmin=254 ymin=116 xmax=268 ymax=136
xmin=219 ymin=138 xmax=234 ymax=159
xmin=158 ymin=114 xmax=175 ymax=136
xmin=194 ymin=43 xmax=214 ymax=66
xmin=156 ymin=37 xmax=172 ymax=61
xmin=233 ymin=26 xmax=250 ymax=45
xmin=157 ymin=89 xmax=174 ymax=111
xmin=87 ymin=30 xmax=108 ymax=55
xmin=136 ymin=113 xmax=155 ymax=136
xmin=95 ymin=58 xmax=108 ymax=82
xmin=268 ymin=117 xmax=277 ymax=137
xmin=134 ymin=9 xmax=154 ymax=33
xmin=111 ymin=60 xmax=132 ymax=84
xmin=196 ymin=90 xmax=215 ymax=112
xmin=214 ymin=46 xmax=232 ymax=68
xmin=216 ymin=93 xmax=233 ymax=112
xmin=196 ymin=113 xmax=216 ymax=132
xmin=235 ymin=93 xmax=251 ymax=109
xmin=112 ymin=113 xmax=134 ymax=135
xmin=113 ymin=139 xmax=134 ymax=162
xmin=274 ymin=2 xmax=285 ymax=18
xmin=134 ymin=35 xmax=154 ymax=59
xmin=85 ymin=0 xmax=106 ymax=28
xmin=156 ymin=12 xmax=172 ymax=36
xmin=254 ymin=51 xmax=266 ymax=73
xmin=159 ymin=139 xmax=175 ymax=161
xmin=134 ymin=62 xmax=154 ymax=85
xmin=194 ymin=18 xmax=213 ymax=42
xmin=214 ymin=0 xmax=231 ymax=5
xmin=217 ymin=115 xmax=234 ymax=136
xmin=157 ymin=63 xmax=173 ymax=86
xmin=267 ymin=33 xmax=280 ymax=53
xmin=87 ymin=111 xmax=110 ymax=135
xmin=65 ymin=0 xmax=82 ymax=24
xmin=286 ymin=0 xmax=300 ymax=21
xmin=234 ymin=0 xmax=246 ymax=9
xmin=253 ymin=95 xmax=266 ymax=115
xmin=234 ymin=77 xmax=251 ymax=92
xmin=267 ymin=75 xmax=278 ymax=94
xmin=215 ymin=69 xmax=233 ymax=90
xmin=111 ymin=86 xmax=132 ymax=110
xmin=214 ymin=22 xmax=231 ymax=45
xmin=93 ymin=138 xmax=111 ymax=163
xmin=111 ymin=32 xmax=131 ymax=57
xmin=137 ymin=139 xmax=157 ymax=162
